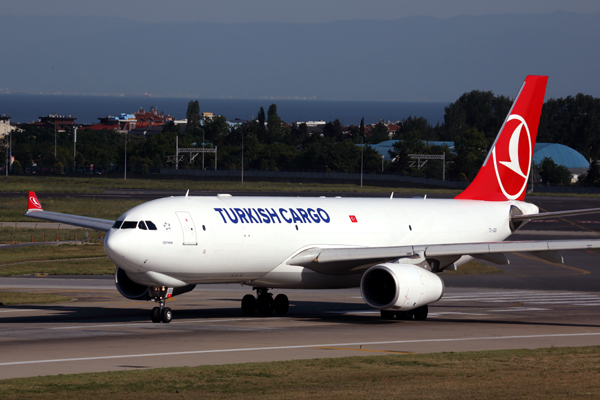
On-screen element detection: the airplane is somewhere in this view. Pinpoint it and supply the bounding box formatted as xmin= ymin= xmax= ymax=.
xmin=24 ymin=75 xmax=600 ymax=324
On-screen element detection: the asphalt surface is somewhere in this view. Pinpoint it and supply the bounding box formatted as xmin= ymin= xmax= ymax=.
xmin=1 ymin=191 xmax=600 ymax=380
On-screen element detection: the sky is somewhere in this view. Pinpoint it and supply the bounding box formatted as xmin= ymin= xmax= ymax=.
xmin=2 ymin=0 xmax=600 ymax=23
xmin=2 ymin=1 xmax=600 ymax=102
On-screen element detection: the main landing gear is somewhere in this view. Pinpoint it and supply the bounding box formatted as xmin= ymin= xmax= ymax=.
xmin=149 ymin=286 xmax=172 ymax=323
xmin=242 ymin=288 xmax=289 ymax=316
xmin=380 ymin=305 xmax=428 ymax=321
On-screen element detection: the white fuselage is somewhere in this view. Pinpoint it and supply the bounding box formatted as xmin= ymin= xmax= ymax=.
xmin=103 ymin=195 xmax=538 ymax=289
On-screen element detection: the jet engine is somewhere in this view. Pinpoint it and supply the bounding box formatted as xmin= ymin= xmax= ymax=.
xmin=360 ymin=263 xmax=444 ymax=311
xmin=114 ymin=268 xmax=195 ymax=301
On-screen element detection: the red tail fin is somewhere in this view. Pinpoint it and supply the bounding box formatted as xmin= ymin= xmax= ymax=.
xmin=27 ymin=191 xmax=43 ymax=211
xmin=455 ymin=75 xmax=548 ymax=202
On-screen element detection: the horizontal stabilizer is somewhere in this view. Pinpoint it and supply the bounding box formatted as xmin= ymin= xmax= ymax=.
xmin=512 ymin=207 xmax=600 ymax=221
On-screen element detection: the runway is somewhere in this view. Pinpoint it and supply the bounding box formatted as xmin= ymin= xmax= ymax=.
xmin=2 ymin=277 xmax=600 ymax=380
xmin=1 ymin=192 xmax=600 ymax=380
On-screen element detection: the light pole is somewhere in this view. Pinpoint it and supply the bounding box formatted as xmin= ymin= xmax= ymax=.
xmin=360 ymin=135 xmax=364 ymax=188
xmin=124 ymin=131 xmax=127 ymax=180
xmin=73 ymin=127 xmax=77 ymax=170
xmin=54 ymin=122 xmax=57 ymax=159
xmin=5 ymin=130 xmax=8 ymax=176
xmin=381 ymin=155 xmax=384 ymax=172
xmin=241 ymin=126 xmax=244 ymax=184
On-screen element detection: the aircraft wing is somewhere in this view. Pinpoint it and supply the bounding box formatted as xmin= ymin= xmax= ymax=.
xmin=287 ymin=239 xmax=600 ymax=275
xmin=25 ymin=210 xmax=114 ymax=232
xmin=24 ymin=191 xmax=114 ymax=232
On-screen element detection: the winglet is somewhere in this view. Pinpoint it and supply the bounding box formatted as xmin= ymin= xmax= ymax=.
xmin=455 ymin=75 xmax=548 ymax=202
xmin=27 ymin=191 xmax=43 ymax=212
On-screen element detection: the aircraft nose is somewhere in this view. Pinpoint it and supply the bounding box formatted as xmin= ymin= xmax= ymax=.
xmin=104 ymin=230 xmax=130 ymax=264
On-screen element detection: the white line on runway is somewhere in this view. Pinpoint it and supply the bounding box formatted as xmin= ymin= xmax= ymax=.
xmin=488 ymin=308 xmax=550 ymax=312
xmin=49 ymin=318 xmax=260 ymax=330
xmin=2 ymin=332 xmax=600 ymax=367
xmin=428 ymin=312 xmax=489 ymax=316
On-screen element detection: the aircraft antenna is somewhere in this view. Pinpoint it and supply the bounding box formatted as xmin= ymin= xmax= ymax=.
xmin=185 ymin=190 xmax=189 ymax=198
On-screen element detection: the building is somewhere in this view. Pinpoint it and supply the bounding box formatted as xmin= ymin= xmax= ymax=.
xmin=82 ymin=106 xmax=176 ymax=133
xmin=369 ymin=140 xmax=589 ymax=181
xmin=22 ymin=114 xmax=78 ymax=131
xmin=0 ymin=114 xmax=19 ymax=138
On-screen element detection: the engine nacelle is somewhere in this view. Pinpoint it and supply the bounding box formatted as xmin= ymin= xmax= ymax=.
xmin=360 ymin=263 xmax=444 ymax=311
xmin=114 ymin=268 xmax=196 ymax=301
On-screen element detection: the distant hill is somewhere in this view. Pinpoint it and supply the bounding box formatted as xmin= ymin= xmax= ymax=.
xmin=2 ymin=12 xmax=599 ymax=101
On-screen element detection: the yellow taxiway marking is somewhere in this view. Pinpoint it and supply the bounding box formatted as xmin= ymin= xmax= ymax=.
xmin=312 ymin=346 xmax=417 ymax=354
xmin=537 ymin=206 xmax=600 ymax=235
xmin=513 ymin=252 xmax=590 ymax=275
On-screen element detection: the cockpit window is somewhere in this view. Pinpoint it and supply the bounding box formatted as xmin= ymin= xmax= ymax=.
xmin=121 ymin=221 xmax=137 ymax=229
xmin=113 ymin=221 xmax=123 ymax=229
xmin=138 ymin=221 xmax=147 ymax=230
xmin=146 ymin=221 xmax=157 ymax=230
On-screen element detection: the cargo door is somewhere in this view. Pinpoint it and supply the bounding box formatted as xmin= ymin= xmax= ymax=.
xmin=176 ymin=211 xmax=197 ymax=245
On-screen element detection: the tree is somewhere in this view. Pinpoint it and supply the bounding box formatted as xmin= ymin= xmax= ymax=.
xmin=359 ymin=117 xmax=365 ymax=137
xmin=367 ymin=121 xmax=389 ymax=144
xmin=442 ymin=90 xmax=511 ymax=142
xmin=185 ymin=100 xmax=201 ymax=134
xmin=400 ymin=116 xmax=435 ymax=140
xmin=538 ymin=157 xmax=571 ymax=186
xmin=538 ymin=94 xmax=600 ymax=161
xmin=323 ymin=119 xmax=344 ymax=141
xmin=257 ymin=106 xmax=266 ymax=136
xmin=581 ymin=161 xmax=600 ymax=187
xmin=451 ymin=128 xmax=489 ymax=180
xmin=266 ymin=104 xmax=285 ymax=143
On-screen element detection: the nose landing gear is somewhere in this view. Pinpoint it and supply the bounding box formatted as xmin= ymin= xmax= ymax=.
xmin=149 ymin=286 xmax=172 ymax=323
xmin=241 ymin=288 xmax=289 ymax=316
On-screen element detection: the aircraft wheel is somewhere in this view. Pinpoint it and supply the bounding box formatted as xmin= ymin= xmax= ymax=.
xmin=274 ymin=294 xmax=289 ymax=315
xmin=161 ymin=307 xmax=172 ymax=323
xmin=395 ymin=310 xmax=414 ymax=320
xmin=151 ymin=307 xmax=161 ymax=323
xmin=380 ymin=310 xmax=395 ymax=320
xmin=413 ymin=305 xmax=428 ymax=321
xmin=242 ymin=294 xmax=257 ymax=315
xmin=256 ymin=295 xmax=274 ymax=315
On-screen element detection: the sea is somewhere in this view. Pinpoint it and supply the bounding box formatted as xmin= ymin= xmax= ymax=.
xmin=0 ymin=94 xmax=448 ymax=126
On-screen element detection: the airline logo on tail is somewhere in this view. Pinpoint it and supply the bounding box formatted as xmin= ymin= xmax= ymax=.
xmin=455 ymin=75 xmax=548 ymax=202
xmin=493 ymin=114 xmax=532 ymax=200
xmin=28 ymin=191 xmax=43 ymax=211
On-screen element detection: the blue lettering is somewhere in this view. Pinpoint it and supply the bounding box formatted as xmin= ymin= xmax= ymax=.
xmin=223 ymin=208 xmax=238 ymax=224
xmin=257 ymin=208 xmax=271 ymax=224
xmin=307 ymin=208 xmax=320 ymax=223
xmin=297 ymin=208 xmax=311 ymax=223
xmin=234 ymin=208 xmax=249 ymax=223
xmin=244 ymin=208 xmax=260 ymax=223
xmin=268 ymin=208 xmax=281 ymax=223
xmin=290 ymin=208 xmax=303 ymax=224
xmin=279 ymin=208 xmax=292 ymax=223
xmin=317 ymin=208 xmax=330 ymax=223
xmin=214 ymin=208 xmax=228 ymax=223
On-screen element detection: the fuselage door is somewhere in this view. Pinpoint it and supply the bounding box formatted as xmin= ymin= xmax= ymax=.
xmin=176 ymin=211 xmax=197 ymax=245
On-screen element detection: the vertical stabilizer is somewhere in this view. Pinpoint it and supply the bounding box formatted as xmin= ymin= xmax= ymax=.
xmin=455 ymin=75 xmax=548 ymax=201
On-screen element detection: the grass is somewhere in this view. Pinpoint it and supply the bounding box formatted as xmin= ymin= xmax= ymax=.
xmin=2 ymin=175 xmax=600 ymax=198
xmin=0 ymin=292 xmax=71 ymax=305
xmin=0 ymin=243 xmax=114 ymax=276
xmin=0 ymin=175 xmax=462 ymax=195
xmin=0 ymin=196 xmax=143 ymax=222
xmin=445 ymin=260 xmax=504 ymax=275
xmin=0 ymin=227 xmax=106 ymax=244
xmin=1 ymin=346 xmax=599 ymax=398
